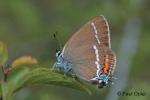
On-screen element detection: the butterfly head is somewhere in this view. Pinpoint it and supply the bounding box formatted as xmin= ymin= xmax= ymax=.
xmin=91 ymin=73 xmax=110 ymax=88
xmin=56 ymin=49 xmax=61 ymax=57
xmin=55 ymin=50 xmax=63 ymax=64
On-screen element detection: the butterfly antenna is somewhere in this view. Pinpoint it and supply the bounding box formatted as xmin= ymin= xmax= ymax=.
xmin=53 ymin=32 xmax=62 ymax=51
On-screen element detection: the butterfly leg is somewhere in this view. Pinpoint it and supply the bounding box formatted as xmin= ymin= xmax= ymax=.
xmin=52 ymin=63 xmax=60 ymax=71
xmin=52 ymin=63 xmax=56 ymax=70
xmin=52 ymin=62 xmax=62 ymax=72
xmin=63 ymin=67 xmax=72 ymax=76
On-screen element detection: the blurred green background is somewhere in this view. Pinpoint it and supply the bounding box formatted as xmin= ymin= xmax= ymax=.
xmin=0 ymin=0 xmax=150 ymax=100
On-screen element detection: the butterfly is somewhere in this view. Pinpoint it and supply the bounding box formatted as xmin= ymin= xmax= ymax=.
xmin=53 ymin=15 xmax=116 ymax=88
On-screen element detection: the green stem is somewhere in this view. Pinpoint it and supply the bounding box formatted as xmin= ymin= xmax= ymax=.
xmin=1 ymin=82 xmax=14 ymax=100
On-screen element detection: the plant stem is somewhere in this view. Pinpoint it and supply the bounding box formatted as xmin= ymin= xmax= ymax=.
xmin=1 ymin=82 xmax=13 ymax=100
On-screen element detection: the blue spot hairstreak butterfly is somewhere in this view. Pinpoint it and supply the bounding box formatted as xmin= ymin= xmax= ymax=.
xmin=53 ymin=15 xmax=116 ymax=88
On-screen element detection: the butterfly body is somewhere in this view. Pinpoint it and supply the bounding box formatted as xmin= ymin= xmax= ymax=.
xmin=54 ymin=15 xmax=116 ymax=88
xmin=54 ymin=51 xmax=72 ymax=73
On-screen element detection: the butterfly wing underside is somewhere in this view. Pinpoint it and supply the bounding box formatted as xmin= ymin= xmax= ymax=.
xmin=71 ymin=45 xmax=116 ymax=81
xmin=61 ymin=16 xmax=116 ymax=81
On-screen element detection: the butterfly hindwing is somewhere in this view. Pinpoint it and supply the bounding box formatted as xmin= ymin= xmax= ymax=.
xmin=70 ymin=44 xmax=116 ymax=81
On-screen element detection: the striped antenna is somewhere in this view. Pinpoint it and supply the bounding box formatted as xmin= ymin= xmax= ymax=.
xmin=53 ymin=32 xmax=62 ymax=51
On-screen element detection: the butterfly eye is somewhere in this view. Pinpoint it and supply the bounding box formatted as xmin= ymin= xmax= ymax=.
xmin=56 ymin=50 xmax=61 ymax=57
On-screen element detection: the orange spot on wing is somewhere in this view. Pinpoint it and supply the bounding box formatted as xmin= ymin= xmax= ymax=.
xmin=101 ymin=55 xmax=110 ymax=73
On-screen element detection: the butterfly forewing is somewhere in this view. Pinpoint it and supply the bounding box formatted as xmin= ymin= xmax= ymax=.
xmin=91 ymin=16 xmax=111 ymax=48
xmin=62 ymin=16 xmax=111 ymax=56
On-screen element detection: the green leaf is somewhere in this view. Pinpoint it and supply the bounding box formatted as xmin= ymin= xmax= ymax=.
xmin=0 ymin=42 xmax=8 ymax=65
xmin=13 ymin=67 xmax=92 ymax=95
xmin=11 ymin=56 xmax=38 ymax=70
xmin=1 ymin=67 xmax=92 ymax=100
